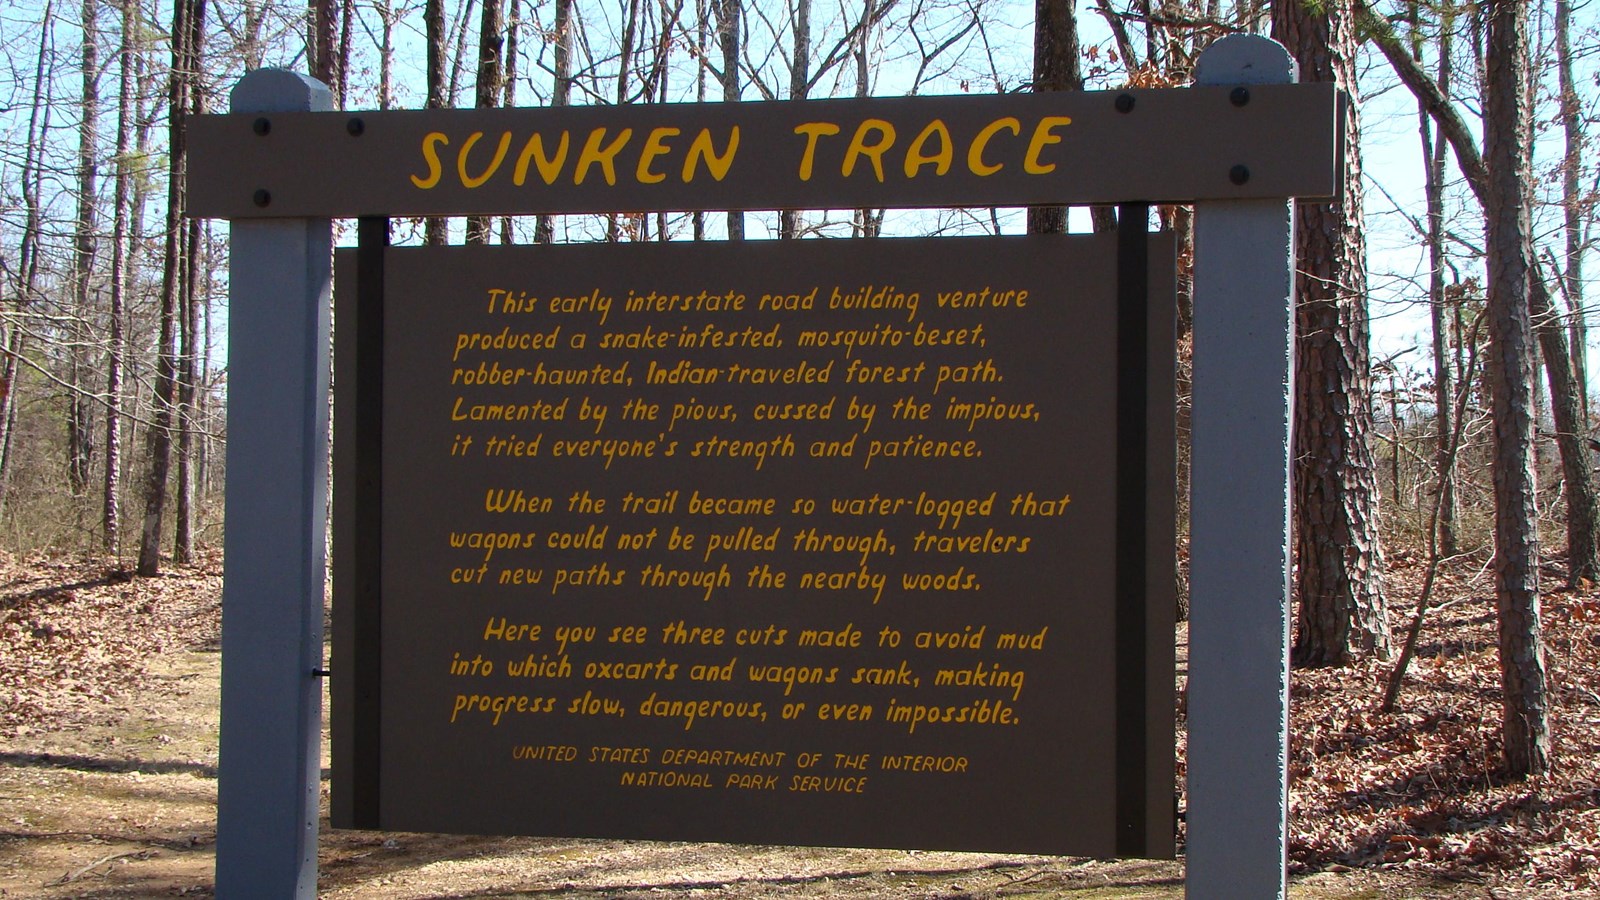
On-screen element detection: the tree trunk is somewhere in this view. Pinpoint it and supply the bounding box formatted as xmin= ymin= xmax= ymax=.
xmin=312 ymin=0 xmax=337 ymax=88
xmin=1483 ymin=0 xmax=1549 ymax=778
xmin=425 ymin=0 xmax=449 ymax=245
xmin=338 ymin=0 xmax=355 ymax=106
xmin=692 ymin=0 xmax=707 ymax=241
xmin=447 ymin=0 xmax=479 ymax=106
xmin=466 ymin=0 xmax=504 ymax=244
xmin=376 ymin=0 xmax=395 ymax=109
xmin=851 ymin=0 xmax=880 ymax=238
xmin=104 ymin=0 xmax=135 ymax=554
xmin=500 ymin=0 xmax=520 ymax=243
xmin=69 ymin=0 xmax=102 ymax=500
xmin=535 ymin=0 xmax=573 ymax=245
xmin=175 ymin=215 xmax=200 ymax=564
xmin=1421 ymin=19 xmax=1459 ymax=558
xmin=1027 ymin=0 xmax=1079 ymax=236
xmin=138 ymin=0 xmax=204 ymax=576
xmin=1556 ymin=0 xmax=1587 ymax=422
xmin=718 ymin=0 xmax=742 ymax=240
xmin=0 ymin=4 xmax=55 ymax=517
xmin=1274 ymin=0 xmax=1390 ymax=666
xmin=1531 ymin=271 xmax=1600 ymax=585
xmin=779 ymin=0 xmax=811 ymax=239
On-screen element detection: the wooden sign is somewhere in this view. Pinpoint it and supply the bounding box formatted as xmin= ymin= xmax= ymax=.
xmin=189 ymin=85 xmax=1341 ymax=218
xmin=332 ymin=232 xmax=1176 ymax=856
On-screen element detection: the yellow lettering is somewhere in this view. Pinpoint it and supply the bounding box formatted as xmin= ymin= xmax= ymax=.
xmin=904 ymin=119 xmax=953 ymax=178
xmin=1024 ymin=116 xmax=1073 ymax=174
xmin=637 ymin=127 xmax=681 ymax=184
xmin=458 ymin=131 xmax=513 ymax=188
xmin=793 ymin=122 xmax=841 ymax=181
xmin=843 ymin=119 xmax=896 ymax=182
xmin=575 ymin=127 xmax=634 ymax=186
xmin=514 ymin=132 xmax=570 ymax=186
xmin=411 ymin=132 xmax=448 ymax=189
xmin=967 ymin=117 xmax=1020 ymax=177
xmin=683 ymin=127 xmax=740 ymax=182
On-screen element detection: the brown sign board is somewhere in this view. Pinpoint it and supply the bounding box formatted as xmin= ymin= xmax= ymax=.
xmin=331 ymin=232 xmax=1176 ymax=857
xmin=191 ymin=85 xmax=1339 ymax=218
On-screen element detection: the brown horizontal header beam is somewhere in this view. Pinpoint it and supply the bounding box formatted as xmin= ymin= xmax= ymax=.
xmin=188 ymin=83 xmax=1339 ymax=218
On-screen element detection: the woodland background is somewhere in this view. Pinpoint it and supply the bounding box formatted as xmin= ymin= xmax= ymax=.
xmin=2 ymin=0 xmax=1600 ymax=849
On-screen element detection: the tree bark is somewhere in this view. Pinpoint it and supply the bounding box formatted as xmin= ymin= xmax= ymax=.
xmin=1420 ymin=17 xmax=1458 ymax=558
xmin=1027 ymin=0 xmax=1080 ymax=236
xmin=0 ymin=4 xmax=56 ymax=517
xmin=500 ymin=0 xmax=520 ymax=243
xmin=535 ymin=0 xmax=573 ymax=245
xmin=1556 ymin=0 xmax=1587 ymax=421
xmin=69 ymin=0 xmax=102 ymax=501
xmin=425 ymin=0 xmax=449 ymax=245
xmin=138 ymin=0 xmax=204 ymax=576
xmin=1483 ymin=0 xmax=1549 ymax=778
xmin=852 ymin=0 xmax=880 ymax=238
xmin=779 ymin=0 xmax=811 ymax=239
xmin=104 ymin=0 xmax=135 ymax=554
xmin=466 ymin=0 xmax=504 ymax=244
xmin=1532 ymin=270 xmax=1600 ymax=585
xmin=1274 ymin=0 xmax=1390 ymax=665
xmin=718 ymin=0 xmax=743 ymax=240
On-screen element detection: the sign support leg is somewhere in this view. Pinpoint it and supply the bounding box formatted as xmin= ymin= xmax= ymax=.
xmin=1187 ymin=34 xmax=1298 ymax=900
xmin=216 ymin=69 xmax=333 ymax=899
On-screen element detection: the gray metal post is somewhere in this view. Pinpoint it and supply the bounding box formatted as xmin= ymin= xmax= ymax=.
xmin=1186 ymin=35 xmax=1298 ymax=900
xmin=216 ymin=69 xmax=334 ymax=899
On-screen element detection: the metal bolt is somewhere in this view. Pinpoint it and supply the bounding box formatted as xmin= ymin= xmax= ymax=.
xmin=1229 ymin=165 xmax=1250 ymax=186
xmin=1115 ymin=93 xmax=1135 ymax=114
xmin=253 ymin=117 xmax=271 ymax=136
xmin=253 ymin=189 xmax=272 ymax=207
xmin=347 ymin=117 xmax=365 ymax=136
xmin=1230 ymin=87 xmax=1250 ymax=107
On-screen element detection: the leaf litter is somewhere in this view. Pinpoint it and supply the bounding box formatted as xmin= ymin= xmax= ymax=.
xmin=2 ymin=547 xmax=1599 ymax=896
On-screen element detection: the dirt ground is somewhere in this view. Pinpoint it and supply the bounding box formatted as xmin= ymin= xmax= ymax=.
xmin=0 ymin=552 xmax=1589 ymax=898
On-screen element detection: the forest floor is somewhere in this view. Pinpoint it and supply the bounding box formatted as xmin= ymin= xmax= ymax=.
xmin=1 ymin=549 xmax=1598 ymax=898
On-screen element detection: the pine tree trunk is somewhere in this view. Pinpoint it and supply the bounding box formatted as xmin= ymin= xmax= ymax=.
xmin=1483 ymin=0 xmax=1549 ymax=778
xmin=1275 ymin=0 xmax=1389 ymax=666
